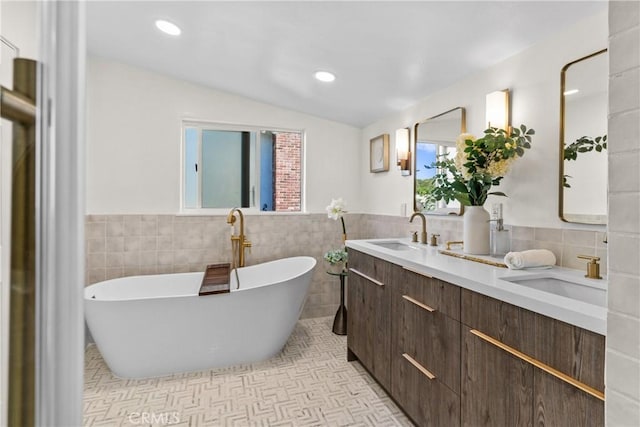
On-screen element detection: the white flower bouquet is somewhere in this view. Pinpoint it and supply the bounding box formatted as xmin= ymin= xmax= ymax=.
xmin=428 ymin=126 xmax=535 ymax=206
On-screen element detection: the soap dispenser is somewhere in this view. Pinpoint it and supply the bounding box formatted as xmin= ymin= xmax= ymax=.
xmin=490 ymin=203 xmax=511 ymax=257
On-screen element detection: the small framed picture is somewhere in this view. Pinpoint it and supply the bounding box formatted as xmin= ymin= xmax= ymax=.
xmin=370 ymin=134 xmax=389 ymax=173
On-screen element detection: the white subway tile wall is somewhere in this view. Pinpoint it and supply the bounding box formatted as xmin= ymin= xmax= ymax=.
xmin=607 ymin=1 xmax=640 ymax=425
xmin=86 ymin=213 xmax=608 ymax=319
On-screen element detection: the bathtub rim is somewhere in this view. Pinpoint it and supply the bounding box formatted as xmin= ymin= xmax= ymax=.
xmin=84 ymin=255 xmax=317 ymax=302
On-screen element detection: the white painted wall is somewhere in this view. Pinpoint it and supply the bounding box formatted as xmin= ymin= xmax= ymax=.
xmin=1 ymin=1 xmax=38 ymax=60
xmin=361 ymin=10 xmax=608 ymax=229
xmin=86 ymin=57 xmax=362 ymax=214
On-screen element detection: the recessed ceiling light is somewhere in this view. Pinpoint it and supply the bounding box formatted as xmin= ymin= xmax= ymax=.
xmin=564 ymin=89 xmax=579 ymax=96
xmin=314 ymin=71 xmax=336 ymax=82
xmin=155 ymin=19 xmax=181 ymax=36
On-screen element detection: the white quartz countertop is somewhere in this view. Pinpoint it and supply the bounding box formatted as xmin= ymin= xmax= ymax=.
xmin=346 ymin=238 xmax=607 ymax=336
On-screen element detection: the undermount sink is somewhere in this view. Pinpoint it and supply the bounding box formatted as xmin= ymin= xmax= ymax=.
xmin=369 ymin=240 xmax=417 ymax=251
xmin=501 ymin=272 xmax=606 ymax=307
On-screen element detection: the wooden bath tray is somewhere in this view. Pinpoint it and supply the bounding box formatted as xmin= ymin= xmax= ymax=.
xmin=198 ymin=263 xmax=231 ymax=295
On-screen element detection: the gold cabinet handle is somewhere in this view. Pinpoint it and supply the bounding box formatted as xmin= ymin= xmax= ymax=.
xmin=402 ymin=353 xmax=436 ymax=380
xmin=402 ymin=295 xmax=436 ymax=313
xmin=348 ymin=268 xmax=385 ymax=287
xmin=469 ymin=329 xmax=604 ymax=402
xmin=402 ymin=265 xmax=433 ymax=278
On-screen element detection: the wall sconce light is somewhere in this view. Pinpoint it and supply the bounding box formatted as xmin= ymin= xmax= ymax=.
xmin=396 ymin=127 xmax=411 ymax=176
xmin=485 ymin=89 xmax=510 ymax=131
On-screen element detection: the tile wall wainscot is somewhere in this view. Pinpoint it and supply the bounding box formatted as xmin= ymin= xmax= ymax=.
xmin=85 ymin=214 xmax=347 ymax=319
xmin=86 ymin=213 xmax=608 ymax=320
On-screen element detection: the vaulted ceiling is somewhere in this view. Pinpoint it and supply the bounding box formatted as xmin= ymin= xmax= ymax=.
xmin=87 ymin=1 xmax=606 ymax=127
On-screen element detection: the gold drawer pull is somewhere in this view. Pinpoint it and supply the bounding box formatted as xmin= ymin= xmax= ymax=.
xmin=349 ymin=268 xmax=385 ymax=287
xmin=470 ymin=329 xmax=605 ymax=402
xmin=402 ymin=353 xmax=436 ymax=380
xmin=402 ymin=266 xmax=433 ymax=278
xmin=402 ymin=295 xmax=436 ymax=313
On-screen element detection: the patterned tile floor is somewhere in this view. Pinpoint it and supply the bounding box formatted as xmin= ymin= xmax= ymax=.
xmin=84 ymin=317 xmax=413 ymax=426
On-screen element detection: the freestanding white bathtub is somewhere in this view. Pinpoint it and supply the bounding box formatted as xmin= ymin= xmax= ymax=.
xmin=85 ymin=256 xmax=316 ymax=378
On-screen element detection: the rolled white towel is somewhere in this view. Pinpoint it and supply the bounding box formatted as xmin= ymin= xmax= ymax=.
xmin=504 ymin=249 xmax=557 ymax=270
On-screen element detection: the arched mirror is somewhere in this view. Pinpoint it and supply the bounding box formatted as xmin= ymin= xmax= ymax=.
xmin=413 ymin=107 xmax=466 ymax=214
xmin=559 ymin=49 xmax=608 ymax=225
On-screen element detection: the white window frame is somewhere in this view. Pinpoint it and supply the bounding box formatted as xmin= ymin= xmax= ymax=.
xmin=180 ymin=120 xmax=305 ymax=215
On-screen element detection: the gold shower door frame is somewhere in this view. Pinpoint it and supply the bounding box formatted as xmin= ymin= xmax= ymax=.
xmin=1 ymin=57 xmax=37 ymax=427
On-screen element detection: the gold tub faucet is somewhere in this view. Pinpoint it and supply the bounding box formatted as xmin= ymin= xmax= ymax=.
xmin=227 ymin=208 xmax=252 ymax=268
xmin=409 ymin=212 xmax=427 ymax=244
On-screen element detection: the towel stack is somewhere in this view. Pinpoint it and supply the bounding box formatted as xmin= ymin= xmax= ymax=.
xmin=504 ymin=249 xmax=557 ymax=270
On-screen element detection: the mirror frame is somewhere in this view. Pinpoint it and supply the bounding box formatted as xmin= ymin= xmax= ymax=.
xmin=413 ymin=106 xmax=466 ymax=214
xmin=558 ymin=48 xmax=608 ymax=225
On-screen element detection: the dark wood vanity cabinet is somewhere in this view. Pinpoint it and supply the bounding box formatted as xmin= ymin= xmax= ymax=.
xmin=347 ymin=250 xmax=605 ymax=427
xmin=347 ymin=249 xmax=398 ymax=391
xmin=391 ymin=269 xmax=461 ymax=426
xmin=461 ymin=289 xmax=605 ymax=427
xmin=348 ymin=249 xmax=463 ymax=426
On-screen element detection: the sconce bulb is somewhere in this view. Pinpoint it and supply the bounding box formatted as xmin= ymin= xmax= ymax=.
xmin=395 ymin=128 xmax=411 ymax=176
xmin=395 ymin=128 xmax=410 ymax=159
xmin=486 ymin=90 xmax=510 ymax=131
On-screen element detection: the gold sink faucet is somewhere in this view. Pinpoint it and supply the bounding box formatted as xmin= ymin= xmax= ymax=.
xmin=577 ymin=255 xmax=602 ymax=279
xmin=409 ymin=212 xmax=427 ymax=244
xmin=227 ymin=208 xmax=252 ymax=268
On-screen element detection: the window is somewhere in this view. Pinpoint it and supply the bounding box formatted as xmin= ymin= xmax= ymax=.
xmin=182 ymin=122 xmax=303 ymax=212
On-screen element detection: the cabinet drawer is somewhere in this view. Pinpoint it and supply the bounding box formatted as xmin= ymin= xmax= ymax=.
xmin=462 ymin=326 xmax=533 ymax=427
xmin=403 ymin=268 xmax=460 ymax=320
xmin=465 ymin=326 xmax=604 ymax=426
xmin=347 ymin=251 xmax=397 ymax=393
xmin=534 ymin=313 xmax=605 ymax=392
xmin=396 ymin=293 xmax=461 ymax=394
xmin=394 ymin=352 xmax=461 ymax=427
xmin=348 ymin=249 xmax=388 ymax=285
xmin=461 ymin=289 xmax=536 ymax=355
xmin=534 ymin=368 xmax=604 ymax=426
xmin=462 ymin=289 xmax=605 ymax=393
